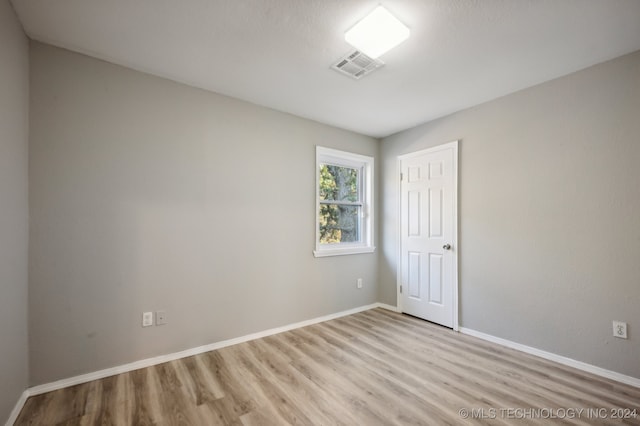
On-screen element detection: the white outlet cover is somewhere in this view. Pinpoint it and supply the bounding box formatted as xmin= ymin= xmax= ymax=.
xmin=612 ymin=321 xmax=628 ymax=339
xmin=142 ymin=311 xmax=154 ymax=327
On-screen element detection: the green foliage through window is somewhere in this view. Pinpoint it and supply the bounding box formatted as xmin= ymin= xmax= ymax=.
xmin=319 ymin=164 xmax=361 ymax=244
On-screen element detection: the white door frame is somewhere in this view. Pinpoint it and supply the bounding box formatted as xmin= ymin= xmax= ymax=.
xmin=396 ymin=140 xmax=459 ymax=331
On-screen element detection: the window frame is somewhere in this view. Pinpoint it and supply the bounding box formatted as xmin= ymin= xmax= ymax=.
xmin=314 ymin=146 xmax=375 ymax=257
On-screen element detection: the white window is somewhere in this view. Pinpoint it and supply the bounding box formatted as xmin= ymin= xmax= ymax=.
xmin=314 ymin=146 xmax=374 ymax=257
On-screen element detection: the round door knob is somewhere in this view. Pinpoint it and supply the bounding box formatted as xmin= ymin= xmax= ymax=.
xmin=443 ymin=244 xmax=451 ymax=250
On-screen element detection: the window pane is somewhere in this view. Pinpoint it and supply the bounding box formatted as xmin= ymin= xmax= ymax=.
xmin=319 ymin=204 xmax=360 ymax=244
xmin=319 ymin=165 xmax=359 ymax=202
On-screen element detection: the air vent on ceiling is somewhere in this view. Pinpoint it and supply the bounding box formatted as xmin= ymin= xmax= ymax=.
xmin=331 ymin=50 xmax=384 ymax=80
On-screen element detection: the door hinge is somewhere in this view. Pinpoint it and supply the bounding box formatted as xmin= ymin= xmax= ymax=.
xmin=400 ymin=285 xmax=403 ymax=294
xmin=400 ymin=172 xmax=404 ymax=181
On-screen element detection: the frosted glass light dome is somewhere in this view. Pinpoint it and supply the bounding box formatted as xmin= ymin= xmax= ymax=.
xmin=345 ymin=6 xmax=410 ymax=58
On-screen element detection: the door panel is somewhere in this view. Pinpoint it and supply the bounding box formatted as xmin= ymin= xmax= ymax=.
xmin=428 ymin=253 xmax=443 ymax=304
xmin=407 ymin=251 xmax=421 ymax=298
xmin=429 ymin=188 xmax=443 ymax=237
xmin=408 ymin=191 xmax=421 ymax=236
xmin=400 ymin=142 xmax=457 ymax=328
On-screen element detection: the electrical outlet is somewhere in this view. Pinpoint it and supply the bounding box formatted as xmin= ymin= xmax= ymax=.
xmin=357 ymin=278 xmax=363 ymax=289
xmin=156 ymin=310 xmax=167 ymax=326
xmin=613 ymin=321 xmax=627 ymax=339
xmin=142 ymin=311 xmax=153 ymax=327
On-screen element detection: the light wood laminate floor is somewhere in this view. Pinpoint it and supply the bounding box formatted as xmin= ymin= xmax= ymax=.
xmin=15 ymin=308 xmax=640 ymax=425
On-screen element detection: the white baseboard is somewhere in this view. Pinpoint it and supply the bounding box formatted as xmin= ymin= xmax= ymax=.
xmin=5 ymin=390 xmax=28 ymax=426
xmin=376 ymin=303 xmax=400 ymax=312
xmin=459 ymin=327 xmax=640 ymax=388
xmin=27 ymin=303 xmax=380 ymax=397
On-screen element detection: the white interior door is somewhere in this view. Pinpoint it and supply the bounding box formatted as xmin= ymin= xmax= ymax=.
xmin=399 ymin=141 xmax=457 ymax=329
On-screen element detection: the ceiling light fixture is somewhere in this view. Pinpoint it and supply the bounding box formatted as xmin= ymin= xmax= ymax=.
xmin=344 ymin=5 xmax=410 ymax=59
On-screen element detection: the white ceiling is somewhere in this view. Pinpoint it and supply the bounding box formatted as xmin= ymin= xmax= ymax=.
xmin=11 ymin=0 xmax=640 ymax=138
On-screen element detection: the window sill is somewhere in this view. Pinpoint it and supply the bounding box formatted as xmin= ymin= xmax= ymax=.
xmin=313 ymin=246 xmax=376 ymax=258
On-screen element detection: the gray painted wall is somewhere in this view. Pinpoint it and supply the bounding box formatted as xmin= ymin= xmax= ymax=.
xmin=380 ymin=50 xmax=640 ymax=378
xmin=21 ymin=33 xmax=640 ymax=390
xmin=29 ymin=42 xmax=379 ymax=386
xmin=0 ymin=0 xmax=29 ymax=422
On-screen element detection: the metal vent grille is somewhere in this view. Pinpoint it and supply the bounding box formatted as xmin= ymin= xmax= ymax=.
xmin=331 ymin=50 xmax=384 ymax=80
